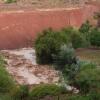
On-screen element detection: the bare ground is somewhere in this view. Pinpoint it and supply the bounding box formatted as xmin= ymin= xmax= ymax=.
xmin=0 ymin=48 xmax=59 ymax=85
xmin=0 ymin=0 xmax=92 ymax=11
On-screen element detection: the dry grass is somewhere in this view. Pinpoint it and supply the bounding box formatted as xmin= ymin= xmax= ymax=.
xmin=0 ymin=0 xmax=99 ymax=11
xmin=0 ymin=0 xmax=91 ymax=8
xmin=76 ymin=49 xmax=100 ymax=66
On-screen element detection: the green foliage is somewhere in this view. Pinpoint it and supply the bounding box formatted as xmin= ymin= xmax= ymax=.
xmin=73 ymin=62 xmax=100 ymax=94
xmin=29 ymin=84 xmax=66 ymax=99
xmin=53 ymin=45 xmax=80 ymax=80
xmin=53 ymin=45 xmax=76 ymax=70
xmin=34 ymin=25 xmax=100 ymax=65
xmin=0 ymin=55 xmax=15 ymax=93
xmin=70 ymin=31 xmax=88 ymax=49
xmin=90 ymin=28 xmax=100 ymax=47
xmin=34 ymin=28 xmax=68 ymax=64
xmin=87 ymin=92 xmax=100 ymax=100
xmin=79 ymin=21 xmax=100 ymax=47
xmin=62 ymin=26 xmax=90 ymax=49
xmin=67 ymin=95 xmax=90 ymax=100
xmin=0 ymin=94 xmax=12 ymax=100
xmin=79 ymin=20 xmax=92 ymax=33
xmin=79 ymin=61 xmax=96 ymax=70
xmin=5 ymin=0 xmax=16 ymax=3
xmin=62 ymin=27 xmax=89 ymax=49
xmin=13 ymin=85 xmax=29 ymax=100
xmin=68 ymin=94 xmax=100 ymax=100
xmin=79 ymin=20 xmax=92 ymax=47
xmin=0 ymin=55 xmax=5 ymax=66
xmin=61 ymin=27 xmax=74 ymax=41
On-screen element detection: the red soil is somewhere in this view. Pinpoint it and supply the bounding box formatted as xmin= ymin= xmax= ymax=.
xmin=0 ymin=4 xmax=99 ymax=49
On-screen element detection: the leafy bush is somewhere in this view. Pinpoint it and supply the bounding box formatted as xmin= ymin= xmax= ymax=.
xmin=61 ymin=27 xmax=74 ymax=41
xmin=35 ymin=25 xmax=100 ymax=65
xmin=62 ymin=27 xmax=89 ymax=49
xmin=53 ymin=45 xmax=80 ymax=80
xmin=72 ymin=62 xmax=100 ymax=94
xmin=87 ymin=92 xmax=100 ymax=100
xmin=70 ymin=31 xmax=89 ymax=49
xmin=34 ymin=28 xmax=68 ymax=64
xmin=79 ymin=20 xmax=92 ymax=33
xmin=29 ymin=84 xmax=67 ymax=99
xmin=90 ymin=28 xmax=100 ymax=47
xmin=79 ymin=61 xmax=96 ymax=70
xmin=53 ymin=45 xmax=76 ymax=70
xmin=13 ymin=85 xmax=29 ymax=100
xmin=0 ymin=55 xmax=15 ymax=93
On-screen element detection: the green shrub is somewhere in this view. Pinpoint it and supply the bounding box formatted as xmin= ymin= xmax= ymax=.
xmin=34 ymin=28 xmax=68 ymax=64
xmin=53 ymin=45 xmax=76 ymax=70
xmin=90 ymin=28 xmax=100 ymax=47
xmin=73 ymin=62 xmax=100 ymax=94
xmin=70 ymin=31 xmax=89 ymax=49
xmin=79 ymin=20 xmax=91 ymax=42
xmin=0 ymin=55 xmax=15 ymax=93
xmin=62 ymin=27 xmax=89 ymax=49
xmin=87 ymin=92 xmax=100 ymax=100
xmin=0 ymin=55 xmax=5 ymax=66
xmin=13 ymin=85 xmax=29 ymax=100
xmin=79 ymin=20 xmax=92 ymax=33
xmin=29 ymin=84 xmax=66 ymax=99
xmin=34 ymin=26 xmax=93 ymax=65
xmin=61 ymin=27 xmax=74 ymax=41
xmin=53 ymin=45 xmax=80 ymax=80
xmin=79 ymin=61 xmax=96 ymax=70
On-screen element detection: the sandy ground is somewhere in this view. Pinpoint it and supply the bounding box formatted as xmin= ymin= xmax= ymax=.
xmin=0 ymin=0 xmax=86 ymax=11
xmin=1 ymin=48 xmax=59 ymax=85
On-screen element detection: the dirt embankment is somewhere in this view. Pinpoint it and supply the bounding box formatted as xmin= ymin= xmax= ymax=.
xmin=0 ymin=3 xmax=99 ymax=49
